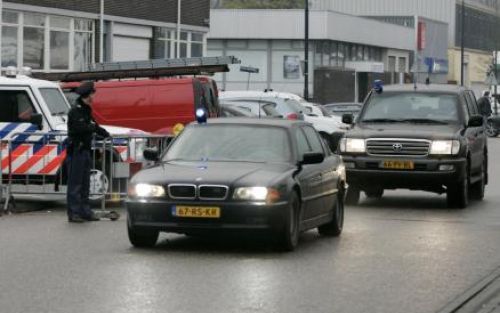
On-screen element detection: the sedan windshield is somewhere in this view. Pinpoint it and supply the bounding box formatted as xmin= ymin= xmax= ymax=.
xmin=361 ymin=92 xmax=459 ymax=124
xmin=164 ymin=125 xmax=292 ymax=163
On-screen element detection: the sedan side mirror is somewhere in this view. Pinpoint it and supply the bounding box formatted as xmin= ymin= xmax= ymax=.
xmin=468 ymin=115 xmax=484 ymax=128
xmin=143 ymin=148 xmax=159 ymax=162
xmin=301 ymin=152 xmax=325 ymax=165
xmin=342 ymin=113 xmax=354 ymax=125
xmin=30 ymin=113 xmax=43 ymax=130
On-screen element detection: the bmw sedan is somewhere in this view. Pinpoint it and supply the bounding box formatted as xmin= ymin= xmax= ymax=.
xmin=127 ymin=118 xmax=346 ymax=251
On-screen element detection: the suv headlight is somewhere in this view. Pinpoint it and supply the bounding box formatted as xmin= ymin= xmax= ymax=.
xmin=233 ymin=187 xmax=280 ymax=203
xmin=430 ymin=140 xmax=460 ymax=155
xmin=129 ymin=183 xmax=165 ymax=198
xmin=339 ymin=138 xmax=366 ymax=153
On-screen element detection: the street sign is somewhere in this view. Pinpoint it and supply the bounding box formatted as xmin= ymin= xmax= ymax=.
xmin=486 ymin=71 xmax=498 ymax=86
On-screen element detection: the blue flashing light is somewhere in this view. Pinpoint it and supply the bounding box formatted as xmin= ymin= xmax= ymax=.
xmin=373 ymin=80 xmax=384 ymax=94
xmin=196 ymin=108 xmax=207 ymax=124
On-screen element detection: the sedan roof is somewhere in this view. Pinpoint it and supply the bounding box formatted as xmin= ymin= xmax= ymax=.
xmin=197 ymin=117 xmax=308 ymax=128
xmin=383 ymin=84 xmax=466 ymax=93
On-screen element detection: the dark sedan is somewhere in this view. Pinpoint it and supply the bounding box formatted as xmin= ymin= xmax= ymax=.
xmin=127 ymin=118 xmax=346 ymax=251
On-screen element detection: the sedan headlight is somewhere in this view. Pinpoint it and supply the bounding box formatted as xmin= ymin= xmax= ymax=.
xmin=129 ymin=183 xmax=165 ymax=198
xmin=430 ymin=140 xmax=460 ymax=155
xmin=233 ymin=187 xmax=280 ymax=203
xmin=339 ymin=138 xmax=366 ymax=153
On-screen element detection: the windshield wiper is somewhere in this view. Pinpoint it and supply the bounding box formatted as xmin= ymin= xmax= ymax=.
xmin=399 ymin=118 xmax=449 ymax=125
xmin=361 ymin=118 xmax=403 ymax=123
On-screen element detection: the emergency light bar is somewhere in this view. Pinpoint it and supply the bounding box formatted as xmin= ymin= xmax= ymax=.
xmin=32 ymin=56 xmax=241 ymax=82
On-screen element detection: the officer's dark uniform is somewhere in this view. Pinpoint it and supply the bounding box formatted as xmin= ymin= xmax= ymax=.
xmin=66 ymin=82 xmax=110 ymax=222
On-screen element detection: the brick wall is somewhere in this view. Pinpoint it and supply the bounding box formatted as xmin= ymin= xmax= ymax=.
xmin=6 ymin=0 xmax=209 ymax=27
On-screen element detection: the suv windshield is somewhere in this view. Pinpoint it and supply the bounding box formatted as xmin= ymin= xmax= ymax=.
xmin=164 ymin=125 xmax=291 ymax=163
xmin=40 ymin=88 xmax=71 ymax=116
xmin=361 ymin=92 xmax=459 ymax=124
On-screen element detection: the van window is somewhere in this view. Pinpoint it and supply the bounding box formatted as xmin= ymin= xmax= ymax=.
xmin=40 ymin=88 xmax=70 ymax=115
xmin=0 ymin=90 xmax=36 ymax=123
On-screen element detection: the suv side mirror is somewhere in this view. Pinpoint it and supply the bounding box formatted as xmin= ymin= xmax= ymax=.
xmin=468 ymin=115 xmax=484 ymax=128
xmin=30 ymin=113 xmax=43 ymax=130
xmin=342 ymin=113 xmax=354 ymax=125
xmin=143 ymin=148 xmax=159 ymax=162
xmin=301 ymin=152 xmax=325 ymax=165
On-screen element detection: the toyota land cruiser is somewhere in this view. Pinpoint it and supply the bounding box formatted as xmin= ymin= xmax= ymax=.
xmin=340 ymin=84 xmax=488 ymax=209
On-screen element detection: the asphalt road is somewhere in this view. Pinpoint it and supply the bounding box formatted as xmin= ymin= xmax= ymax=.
xmin=1 ymin=140 xmax=500 ymax=313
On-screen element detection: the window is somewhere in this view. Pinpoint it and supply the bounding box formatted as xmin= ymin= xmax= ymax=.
xmin=398 ymin=57 xmax=406 ymax=73
xmin=296 ymin=129 xmax=311 ymax=157
xmin=2 ymin=26 xmax=18 ymax=67
xmin=302 ymin=126 xmax=324 ymax=154
xmin=0 ymin=90 xmax=35 ymax=123
xmin=23 ymin=27 xmax=44 ymax=69
xmin=39 ymin=88 xmax=70 ymax=116
xmin=464 ymin=92 xmax=478 ymax=115
xmin=388 ymin=56 xmax=396 ymax=72
xmin=191 ymin=32 xmax=204 ymax=57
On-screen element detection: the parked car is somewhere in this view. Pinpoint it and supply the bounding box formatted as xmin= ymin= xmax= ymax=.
xmin=219 ymin=103 xmax=257 ymax=117
xmin=220 ymin=99 xmax=282 ymax=118
xmin=220 ymin=90 xmax=306 ymax=120
xmin=340 ymin=84 xmax=488 ymax=209
xmin=127 ymin=117 xmax=346 ymax=251
xmin=324 ymin=102 xmax=362 ymax=118
xmin=61 ymin=77 xmax=220 ymax=135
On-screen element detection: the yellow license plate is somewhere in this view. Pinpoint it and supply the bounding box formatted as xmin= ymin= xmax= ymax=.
xmin=172 ymin=206 xmax=220 ymax=218
xmin=383 ymin=160 xmax=415 ymax=170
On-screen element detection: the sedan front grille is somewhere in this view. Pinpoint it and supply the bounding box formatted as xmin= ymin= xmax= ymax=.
xmin=168 ymin=184 xmax=196 ymax=199
xmin=366 ymin=139 xmax=430 ymax=156
xmin=199 ymin=185 xmax=229 ymax=200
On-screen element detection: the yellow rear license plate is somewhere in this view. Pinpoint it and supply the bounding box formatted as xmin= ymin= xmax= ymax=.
xmin=172 ymin=206 xmax=220 ymax=218
xmin=382 ymin=160 xmax=415 ymax=170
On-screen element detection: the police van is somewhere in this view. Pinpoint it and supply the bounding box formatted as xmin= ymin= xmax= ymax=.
xmin=0 ymin=68 xmax=149 ymax=200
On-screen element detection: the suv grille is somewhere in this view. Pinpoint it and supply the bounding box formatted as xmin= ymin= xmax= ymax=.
xmin=366 ymin=139 xmax=430 ymax=156
xmin=168 ymin=184 xmax=196 ymax=199
xmin=199 ymin=185 xmax=228 ymax=200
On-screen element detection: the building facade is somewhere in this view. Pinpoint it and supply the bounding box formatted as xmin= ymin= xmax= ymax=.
xmin=1 ymin=0 xmax=210 ymax=72
xmin=208 ymin=9 xmax=416 ymax=102
xmin=311 ymin=0 xmax=497 ymax=93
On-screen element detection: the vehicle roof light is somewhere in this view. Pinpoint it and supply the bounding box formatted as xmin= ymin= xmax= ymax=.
xmin=5 ymin=66 xmax=17 ymax=78
xmin=373 ymin=80 xmax=384 ymax=94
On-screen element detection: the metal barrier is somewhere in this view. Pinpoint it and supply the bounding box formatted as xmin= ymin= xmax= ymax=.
xmin=1 ymin=131 xmax=171 ymax=213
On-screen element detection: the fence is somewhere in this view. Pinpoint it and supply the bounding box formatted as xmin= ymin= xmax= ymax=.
xmin=1 ymin=131 xmax=171 ymax=213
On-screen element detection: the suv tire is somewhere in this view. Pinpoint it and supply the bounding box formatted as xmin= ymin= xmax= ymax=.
xmin=447 ymin=177 xmax=469 ymax=209
xmin=485 ymin=121 xmax=498 ymax=138
xmin=277 ymin=192 xmax=300 ymax=252
xmin=128 ymin=217 xmax=159 ymax=248
xmin=470 ymin=160 xmax=486 ymax=201
xmin=345 ymin=186 xmax=360 ymax=205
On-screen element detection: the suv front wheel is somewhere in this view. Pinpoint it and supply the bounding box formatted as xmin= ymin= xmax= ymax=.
xmin=447 ymin=176 xmax=469 ymax=209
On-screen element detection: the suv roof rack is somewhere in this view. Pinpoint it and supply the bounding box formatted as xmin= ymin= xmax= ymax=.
xmin=32 ymin=56 xmax=240 ymax=82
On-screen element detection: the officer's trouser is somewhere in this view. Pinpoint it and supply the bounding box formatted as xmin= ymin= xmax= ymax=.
xmin=66 ymin=149 xmax=92 ymax=218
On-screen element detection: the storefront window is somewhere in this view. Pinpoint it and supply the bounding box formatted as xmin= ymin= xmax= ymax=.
xmin=50 ymin=31 xmax=69 ymax=69
xmin=23 ymin=27 xmax=44 ymax=69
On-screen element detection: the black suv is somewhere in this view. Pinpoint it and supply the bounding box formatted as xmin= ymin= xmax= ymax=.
xmin=340 ymin=84 xmax=488 ymax=209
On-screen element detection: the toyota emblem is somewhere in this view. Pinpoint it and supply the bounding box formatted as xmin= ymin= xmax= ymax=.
xmin=393 ymin=143 xmax=403 ymax=152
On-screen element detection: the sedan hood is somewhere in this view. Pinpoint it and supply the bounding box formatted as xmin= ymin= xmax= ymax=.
xmin=348 ymin=123 xmax=463 ymax=140
xmin=132 ymin=161 xmax=295 ymax=187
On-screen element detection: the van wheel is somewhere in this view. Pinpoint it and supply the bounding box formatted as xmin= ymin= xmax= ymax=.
xmin=345 ymin=186 xmax=360 ymax=205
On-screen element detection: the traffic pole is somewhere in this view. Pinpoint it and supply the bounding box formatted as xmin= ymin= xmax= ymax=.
xmin=304 ymin=0 xmax=309 ymax=101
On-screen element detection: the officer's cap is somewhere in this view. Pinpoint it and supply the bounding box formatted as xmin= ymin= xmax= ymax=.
xmin=75 ymin=81 xmax=96 ymax=98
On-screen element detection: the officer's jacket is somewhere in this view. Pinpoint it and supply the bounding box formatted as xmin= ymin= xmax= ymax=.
xmin=67 ymin=98 xmax=109 ymax=151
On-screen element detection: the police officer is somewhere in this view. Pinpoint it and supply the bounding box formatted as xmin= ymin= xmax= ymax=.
xmin=67 ymin=81 xmax=110 ymax=223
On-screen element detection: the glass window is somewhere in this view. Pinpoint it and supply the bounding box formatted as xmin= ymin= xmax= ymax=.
xmin=192 ymin=32 xmax=203 ymax=42
xmin=74 ymin=32 xmax=92 ymax=71
xmin=357 ymin=45 xmax=364 ymax=61
xmin=191 ymin=43 xmax=203 ymax=57
xmin=296 ymin=129 xmax=311 ymax=157
xmin=2 ymin=26 xmax=18 ymax=67
xmin=388 ymin=56 xmax=396 ymax=72
xmin=50 ymin=16 xmax=70 ymax=29
xmin=164 ymin=125 xmax=292 ymax=163
xmin=363 ymin=46 xmax=370 ymax=61
xmin=322 ymin=42 xmax=330 ymax=66
xmin=302 ymin=126 xmax=324 ymax=154
xmin=0 ymin=90 xmax=35 ymax=123
xmin=398 ymin=57 xmax=406 ymax=73
xmin=40 ymin=88 xmax=70 ymax=115
xmin=23 ymin=27 xmax=44 ymax=69
xmin=179 ymin=42 xmax=187 ymax=58
xmin=50 ymin=31 xmax=69 ymax=69
xmin=180 ymin=32 xmax=188 ymax=41
xmin=74 ymin=19 xmax=92 ymax=31
xmin=350 ymin=44 xmax=356 ymax=61
xmin=24 ymin=13 xmax=45 ymax=27
xmin=3 ymin=11 xmax=19 ymax=24
xmin=330 ymin=42 xmax=338 ymax=66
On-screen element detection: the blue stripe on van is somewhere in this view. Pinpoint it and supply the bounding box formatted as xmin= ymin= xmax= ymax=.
xmin=0 ymin=123 xmax=19 ymax=139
